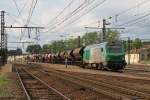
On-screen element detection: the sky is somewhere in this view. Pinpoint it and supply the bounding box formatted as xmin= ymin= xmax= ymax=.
xmin=1 ymin=0 xmax=150 ymax=51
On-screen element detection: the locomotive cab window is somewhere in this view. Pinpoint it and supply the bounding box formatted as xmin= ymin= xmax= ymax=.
xmin=106 ymin=45 xmax=122 ymax=53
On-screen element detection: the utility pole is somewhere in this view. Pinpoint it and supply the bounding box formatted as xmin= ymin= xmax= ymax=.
xmin=127 ymin=37 xmax=131 ymax=65
xmin=78 ymin=36 xmax=80 ymax=48
xmin=0 ymin=11 xmax=7 ymax=66
xmin=102 ymin=19 xmax=106 ymax=42
xmin=1 ymin=11 xmax=5 ymax=49
xmin=85 ymin=19 xmax=124 ymax=43
xmin=0 ymin=10 xmax=44 ymax=66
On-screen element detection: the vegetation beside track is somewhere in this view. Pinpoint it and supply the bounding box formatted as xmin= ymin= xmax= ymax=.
xmin=0 ymin=73 xmax=8 ymax=86
xmin=0 ymin=72 xmax=10 ymax=97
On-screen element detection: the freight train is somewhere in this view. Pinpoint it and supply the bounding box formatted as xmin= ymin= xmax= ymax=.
xmin=28 ymin=42 xmax=127 ymax=71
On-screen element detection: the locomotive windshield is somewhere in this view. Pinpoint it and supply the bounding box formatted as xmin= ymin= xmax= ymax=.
xmin=106 ymin=45 xmax=123 ymax=53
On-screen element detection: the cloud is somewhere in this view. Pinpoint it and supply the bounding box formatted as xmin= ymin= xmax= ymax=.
xmin=1 ymin=0 xmax=150 ymax=50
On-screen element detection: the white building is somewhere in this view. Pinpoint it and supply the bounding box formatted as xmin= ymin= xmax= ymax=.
xmin=125 ymin=48 xmax=150 ymax=64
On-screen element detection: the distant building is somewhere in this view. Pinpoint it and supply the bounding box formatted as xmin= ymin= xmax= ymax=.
xmin=125 ymin=47 xmax=150 ymax=64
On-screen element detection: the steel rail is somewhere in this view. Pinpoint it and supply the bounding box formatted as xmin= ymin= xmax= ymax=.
xmin=42 ymin=69 xmax=150 ymax=100
xmin=16 ymin=68 xmax=31 ymax=100
xmin=40 ymin=70 xmax=128 ymax=100
xmin=23 ymin=68 xmax=71 ymax=100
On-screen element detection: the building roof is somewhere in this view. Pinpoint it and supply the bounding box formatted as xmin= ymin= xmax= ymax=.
xmin=130 ymin=47 xmax=150 ymax=54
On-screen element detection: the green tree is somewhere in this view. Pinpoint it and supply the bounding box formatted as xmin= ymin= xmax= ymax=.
xmin=106 ymin=29 xmax=120 ymax=42
xmin=16 ymin=48 xmax=22 ymax=55
xmin=26 ymin=44 xmax=42 ymax=53
xmin=8 ymin=48 xmax=22 ymax=56
xmin=43 ymin=44 xmax=50 ymax=52
xmin=41 ymin=30 xmax=122 ymax=53
xmin=123 ymin=38 xmax=143 ymax=52
xmin=132 ymin=38 xmax=143 ymax=49
xmin=67 ymin=38 xmax=79 ymax=49
xmin=82 ymin=32 xmax=98 ymax=46
xmin=123 ymin=40 xmax=133 ymax=52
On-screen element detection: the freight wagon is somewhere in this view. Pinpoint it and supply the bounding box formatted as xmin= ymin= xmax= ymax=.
xmin=28 ymin=42 xmax=126 ymax=71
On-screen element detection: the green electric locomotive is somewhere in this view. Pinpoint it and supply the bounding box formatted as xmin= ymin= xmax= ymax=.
xmin=83 ymin=42 xmax=126 ymax=71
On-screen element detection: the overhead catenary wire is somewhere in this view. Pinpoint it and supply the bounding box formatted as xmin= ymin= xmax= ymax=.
xmin=20 ymin=0 xmax=38 ymax=41
xmin=45 ymin=0 xmax=74 ymax=27
xmin=20 ymin=0 xmax=29 ymax=15
xmin=52 ymin=0 xmax=106 ymax=33
xmin=110 ymin=8 xmax=150 ymax=34
xmin=44 ymin=0 xmax=97 ymax=29
xmin=121 ymin=17 xmax=150 ymax=33
xmin=5 ymin=11 xmax=41 ymax=26
xmin=108 ymin=0 xmax=150 ymax=21
xmin=116 ymin=14 xmax=150 ymax=38
xmin=5 ymin=0 xmax=29 ymax=48
xmin=44 ymin=0 xmax=89 ymax=31
xmin=118 ymin=13 xmax=150 ymax=27
xmin=53 ymin=0 xmax=106 ymax=33
xmin=124 ymin=16 xmax=150 ymax=27
xmin=12 ymin=0 xmax=29 ymax=24
xmin=115 ymin=9 xmax=150 ymax=25
xmin=43 ymin=0 xmax=107 ymax=33
xmin=12 ymin=0 xmax=21 ymax=16
xmin=25 ymin=0 xmax=38 ymax=26
xmin=5 ymin=12 xmax=22 ymax=25
xmin=43 ymin=0 xmax=106 ymax=33
xmin=119 ymin=18 xmax=150 ymax=41
xmin=6 ymin=0 xmax=34 ymax=24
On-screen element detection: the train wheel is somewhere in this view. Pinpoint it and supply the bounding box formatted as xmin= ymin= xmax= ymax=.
xmin=96 ymin=64 xmax=99 ymax=70
xmin=99 ymin=63 xmax=104 ymax=70
xmin=81 ymin=63 xmax=86 ymax=68
xmin=118 ymin=69 xmax=125 ymax=73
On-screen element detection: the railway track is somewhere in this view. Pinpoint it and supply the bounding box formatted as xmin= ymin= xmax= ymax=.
xmin=16 ymin=64 xmax=150 ymax=100
xmin=125 ymin=67 xmax=150 ymax=77
xmin=26 ymin=67 xmax=109 ymax=99
xmin=16 ymin=67 xmax=70 ymax=100
xmin=38 ymin=68 xmax=150 ymax=100
xmin=125 ymin=67 xmax=150 ymax=72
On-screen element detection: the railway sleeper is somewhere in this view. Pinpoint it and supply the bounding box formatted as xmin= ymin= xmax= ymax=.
xmin=42 ymin=70 xmax=150 ymax=100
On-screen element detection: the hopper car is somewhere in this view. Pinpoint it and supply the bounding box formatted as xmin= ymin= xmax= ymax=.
xmin=28 ymin=42 xmax=126 ymax=71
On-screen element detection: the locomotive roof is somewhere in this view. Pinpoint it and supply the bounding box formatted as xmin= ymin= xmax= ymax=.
xmin=84 ymin=42 xmax=122 ymax=50
xmin=84 ymin=42 xmax=107 ymax=50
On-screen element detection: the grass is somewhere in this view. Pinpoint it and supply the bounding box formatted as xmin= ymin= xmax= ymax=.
xmin=0 ymin=91 xmax=9 ymax=97
xmin=0 ymin=73 xmax=10 ymax=97
xmin=0 ymin=74 xmax=8 ymax=86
